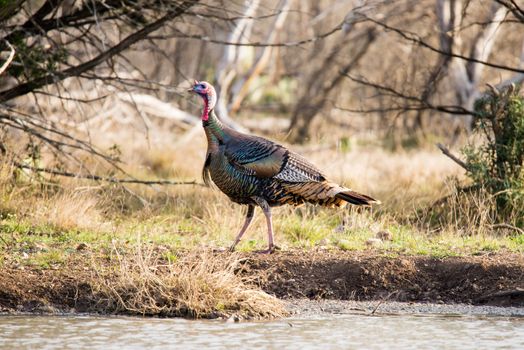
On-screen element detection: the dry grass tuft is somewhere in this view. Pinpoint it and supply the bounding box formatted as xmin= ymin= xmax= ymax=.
xmin=93 ymin=244 xmax=288 ymax=319
xmin=0 ymin=165 xmax=105 ymax=232
xmin=420 ymin=181 xmax=518 ymax=236
xmin=33 ymin=191 xmax=104 ymax=231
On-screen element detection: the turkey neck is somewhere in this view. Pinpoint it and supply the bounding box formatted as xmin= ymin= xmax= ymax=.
xmin=202 ymin=108 xmax=228 ymax=150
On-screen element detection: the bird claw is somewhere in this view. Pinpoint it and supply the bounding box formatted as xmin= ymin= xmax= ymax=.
xmin=228 ymin=243 xmax=281 ymax=254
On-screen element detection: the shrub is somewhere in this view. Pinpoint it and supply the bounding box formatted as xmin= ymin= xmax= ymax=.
xmin=463 ymin=84 xmax=524 ymax=227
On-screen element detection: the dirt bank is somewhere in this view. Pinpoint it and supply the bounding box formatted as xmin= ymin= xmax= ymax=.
xmin=242 ymin=250 xmax=524 ymax=307
xmin=1 ymin=250 xmax=523 ymax=315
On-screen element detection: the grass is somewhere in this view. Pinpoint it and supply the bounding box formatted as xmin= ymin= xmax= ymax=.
xmin=1 ymin=140 xmax=523 ymax=318
xmin=1 ymin=187 xmax=522 ymax=263
xmin=1 ymin=152 xmax=523 ymax=256
xmin=93 ymin=246 xmax=288 ymax=319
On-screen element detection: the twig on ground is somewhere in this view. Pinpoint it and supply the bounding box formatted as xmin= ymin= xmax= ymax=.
xmin=477 ymin=288 xmax=524 ymax=302
xmin=370 ymin=292 xmax=396 ymax=315
xmin=370 ymin=299 xmax=384 ymax=315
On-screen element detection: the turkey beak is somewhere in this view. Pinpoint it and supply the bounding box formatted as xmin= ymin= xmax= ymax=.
xmin=188 ymin=79 xmax=199 ymax=93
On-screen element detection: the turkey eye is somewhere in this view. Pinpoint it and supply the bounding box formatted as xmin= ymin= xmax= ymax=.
xmin=198 ymin=84 xmax=205 ymax=89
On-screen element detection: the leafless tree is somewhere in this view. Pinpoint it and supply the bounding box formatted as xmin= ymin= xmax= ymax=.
xmin=0 ymin=0 xmax=200 ymax=175
xmin=335 ymin=0 xmax=524 ymax=142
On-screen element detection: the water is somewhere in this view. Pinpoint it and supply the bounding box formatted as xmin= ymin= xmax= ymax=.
xmin=0 ymin=313 xmax=523 ymax=349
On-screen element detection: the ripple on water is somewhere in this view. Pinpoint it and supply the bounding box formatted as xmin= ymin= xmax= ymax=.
xmin=0 ymin=314 xmax=523 ymax=350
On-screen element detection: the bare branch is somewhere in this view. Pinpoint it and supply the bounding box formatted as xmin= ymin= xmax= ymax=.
xmin=117 ymin=93 xmax=199 ymax=125
xmin=494 ymin=0 xmax=524 ymax=22
xmin=491 ymin=223 xmax=524 ymax=235
xmin=0 ymin=41 xmax=15 ymax=76
xmin=14 ymin=162 xmax=204 ymax=187
xmin=0 ymin=0 xmax=198 ymax=103
xmin=342 ymin=73 xmax=474 ymax=116
xmin=436 ymin=143 xmax=470 ymax=171
xmin=363 ymin=15 xmax=524 ymax=74
xmin=147 ymin=22 xmax=345 ymax=48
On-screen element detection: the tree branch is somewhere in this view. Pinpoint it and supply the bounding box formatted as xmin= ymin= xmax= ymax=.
xmin=495 ymin=0 xmax=524 ymax=22
xmin=364 ymin=15 xmax=524 ymax=74
xmin=0 ymin=41 xmax=15 ymax=75
xmin=147 ymin=22 xmax=345 ymax=48
xmin=14 ymin=162 xmax=204 ymax=187
xmin=0 ymin=0 xmax=198 ymax=103
xmin=436 ymin=143 xmax=470 ymax=171
xmin=342 ymin=73 xmax=475 ymax=116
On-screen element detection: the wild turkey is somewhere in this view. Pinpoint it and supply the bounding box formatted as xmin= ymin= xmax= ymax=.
xmin=188 ymin=80 xmax=379 ymax=253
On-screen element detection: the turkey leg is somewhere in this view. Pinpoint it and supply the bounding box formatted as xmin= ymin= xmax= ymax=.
xmin=229 ymin=205 xmax=255 ymax=252
xmin=252 ymin=197 xmax=274 ymax=254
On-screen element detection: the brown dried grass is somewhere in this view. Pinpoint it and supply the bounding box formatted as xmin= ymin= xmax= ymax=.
xmin=0 ymin=166 xmax=105 ymax=231
xmin=93 ymin=244 xmax=288 ymax=319
xmin=34 ymin=191 xmax=104 ymax=231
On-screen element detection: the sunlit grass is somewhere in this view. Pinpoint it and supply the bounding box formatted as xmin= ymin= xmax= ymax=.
xmin=92 ymin=246 xmax=288 ymax=319
xmin=1 ymin=201 xmax=522 ymax=269
xmin=1 ymin=143 xmax=523 ymax=269
xmin=27 ymin=249 xmax=67 ymax=269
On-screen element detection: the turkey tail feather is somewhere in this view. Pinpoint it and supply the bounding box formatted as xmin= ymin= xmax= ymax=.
xmin=280 ymin=181 xmax=380 ymax=207
xmin=335 ymin=190 xmax=380 ymax=206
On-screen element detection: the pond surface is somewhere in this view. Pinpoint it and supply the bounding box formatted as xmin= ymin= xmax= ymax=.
xmin=0 ymin=313 xmax=523 ymax=349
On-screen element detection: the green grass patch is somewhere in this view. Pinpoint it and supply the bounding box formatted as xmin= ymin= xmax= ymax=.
xmin=27 ymin=249 xmax=66 ymax=269
xmin=1 ymin=199 xmax=523 ymax=260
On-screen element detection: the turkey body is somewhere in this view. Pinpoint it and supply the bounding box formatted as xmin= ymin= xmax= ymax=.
xmin=189 ymin=80 xmax=378 ymax=253
xmin=204 ymin=123 xmax=376 ymax=208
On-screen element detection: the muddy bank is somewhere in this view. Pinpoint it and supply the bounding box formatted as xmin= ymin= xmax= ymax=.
xmin=243 ymin=250 xmax=524 ymax=307
xmin=0 ymin=250 xmax=523 ymax=315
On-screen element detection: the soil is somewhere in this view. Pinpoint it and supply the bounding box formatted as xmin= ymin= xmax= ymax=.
xmin=1 ymin=249 xmax=523 ymax=315
xmin=241 ymin=250 xmax=524 ymax=307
